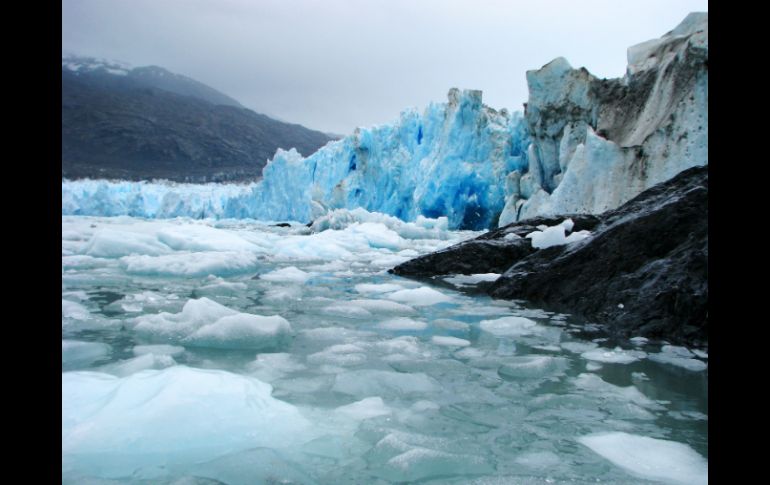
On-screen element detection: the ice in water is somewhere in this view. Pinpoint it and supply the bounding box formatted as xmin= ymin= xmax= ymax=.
xmin=61 ymin=214 xmax=707 ymax=483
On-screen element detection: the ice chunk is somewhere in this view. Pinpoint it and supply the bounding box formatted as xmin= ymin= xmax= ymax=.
xmin=479 ymin=316 xmax=541 ymax=337
xmin=307 ymin=344 xmax=367 ymax=366
xmin=378 ymin=318 xmax=428 ymax=331
xmin=369 ymin=431 xmax=493 ymax=481
xmin=246 ymin=352 xmax=306 ymax=382
xmin=323 ymin=304 xmax=372 ymax=318
xmin=300 ymin=326 xmax=376 ymax=341
xmin=132 ymin=344 xmax=185 ymax=357
xmin=572 ymin=373 xmax=662 ymax=410
xmin=156 ymin=224 xmax=259 ymax=252
xmin=259 ymin=266 xmax=312 ymax=283
xmin=629 ymin=336 xmax=649 ymax=346
xmin=692 ymin=349 xmax=708 ymax=359
xmin=197 ymin=276 xmax=248 ymax=295
xmin=578 ymin=432 xmax=708 ymax=485
xmin=354 ymin=283 xmax=406 ymax=294
xmin=648 ymin=347 xmax=708 ymax=371
xmin=333 ymin=370 xmax=441 ymax=397
xmin=134 ymin=297 xmax=237 ymax=341
xmin=62 ymin=367 xmax=312 ymax=476
xmin=121 ymin=251 xmax=257 ymax=277
xmin=498 ymin=356 xmax=568 ymax=379
xmin=134 ymin=298 xmax=291 ymax=350
xmin=560 ymin=341 xmax=599 ymax=353
xmin=99 ymin=353 xmax=176 ymax=377
xmin=335 ymin=397 xmax=392 ymax=420
xmin=387 ymin=287 xmax=452 ymax=306
xmin=347 ymin=299 xmax=417 ymax=314
xmin=525 ymin=219 xmax=590 ymax=249
xmin=431 ymin=336 xmax=471 ymax=347
xmin=514 ymin=450 xmax=561 ymax=468
xmin=532 ymin=344 xmax=561 ymax=352
xmin=443 ymin=273 xmax=501 ymax=286
xmin=62 ymin=340 xmax=111 ymax=367
xmin=581 ymin=347 xmax=647 ymax=364
xmin=660 ymin=345 xmax=695 ymax=358
xmin=432 ymin=319 xmax=470 ymax=332
xmin=62 ymin=299 xmax=91 ymax=321
xmin=85 ymin=229 xmax=171 ymax=257
xmin=186 ymin=314 xmax=292 ymax=350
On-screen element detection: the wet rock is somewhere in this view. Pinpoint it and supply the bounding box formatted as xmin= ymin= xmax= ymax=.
xmin=392 ymin=166 xmax=707 ymax=347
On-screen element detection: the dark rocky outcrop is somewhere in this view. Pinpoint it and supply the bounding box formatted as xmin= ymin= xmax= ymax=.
xmin=391 ymin=214 xmax=600 ymax=277
xmin=390 ymin=166 xmax=707 ymax=347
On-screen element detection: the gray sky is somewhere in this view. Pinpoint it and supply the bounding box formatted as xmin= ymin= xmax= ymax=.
xmin=62 ymin=0 xmax=708 ymax=135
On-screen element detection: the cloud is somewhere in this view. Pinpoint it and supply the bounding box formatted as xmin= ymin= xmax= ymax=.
xmin=63 ymin=0 xmax=708 ymax=134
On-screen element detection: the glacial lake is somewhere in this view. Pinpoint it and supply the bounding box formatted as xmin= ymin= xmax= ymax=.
xmin=62 ymin=215 xmax=707 ymax=484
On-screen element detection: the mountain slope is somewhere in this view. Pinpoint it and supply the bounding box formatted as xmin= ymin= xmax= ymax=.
xmin=62 ymin=57 xmax=334 ymax=182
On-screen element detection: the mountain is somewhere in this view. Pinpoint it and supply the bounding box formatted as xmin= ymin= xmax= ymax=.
xmin=62 ymin=56 xmax=334 ymax=182
xmin=61 ymin=13 xmax=707 ymax=230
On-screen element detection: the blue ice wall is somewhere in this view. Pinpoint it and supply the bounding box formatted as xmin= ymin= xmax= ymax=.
xmin=63 ymin=89 xmax=530 ymax=230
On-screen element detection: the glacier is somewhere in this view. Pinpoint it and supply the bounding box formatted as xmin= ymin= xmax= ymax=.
xmin=63 ymin=88 xmax=529 ymax=230
xmin=62 ymin=13 xmax=706 ymax=231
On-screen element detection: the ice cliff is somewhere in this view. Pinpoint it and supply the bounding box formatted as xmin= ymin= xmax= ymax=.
xmin=501 ymin=12 xmax=708 ymax=224
xmin=62 ymin=13 xmax=707 ymax=230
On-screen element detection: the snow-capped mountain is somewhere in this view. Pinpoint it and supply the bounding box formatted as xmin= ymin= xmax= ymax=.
xmin=62 ymin=55 xmax=335 ymax=182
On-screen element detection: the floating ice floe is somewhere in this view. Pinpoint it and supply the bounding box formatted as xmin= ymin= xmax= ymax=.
xmin=431 ymin=336 xmax=471 ymax=347
xmin=134 ymin=297 xmax=292 ymax=350
xmin=62 ymin=340 xmax=111 ymax=367
xmin=120 ymin=251 xmax=258 ymax=277
xmin=581 ymin=347 xmax=647 ymax=364
xmin=578 ymin=432 xmax=708 ymax=485
xmin=62 ymin=366 xmax=312 ymax=477
xmin=498 ymin=356 xmax=569 ymax=379
xmin=332 ymin=369 xmax=441 ymax=397
xmin=259 ymin=266 xmax=313 ymax=283
xmin=377 ymin=318 xmax=428 ymax=331
xmin=387 ymin=287 xmax=453 ymax=306
xmin=479 ymin=316 xmax=541 ymax=337
xmin=648 ymin=345 xmax=708 ymax=371
xmin=335 ymin=396 xmax=392 ymax=420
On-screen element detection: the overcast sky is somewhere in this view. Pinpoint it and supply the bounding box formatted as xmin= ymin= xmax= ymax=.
xmin=62 ymin=0 xmax=708 ymax=135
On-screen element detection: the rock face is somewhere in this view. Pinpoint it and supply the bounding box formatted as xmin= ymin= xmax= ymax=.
xmin=499 ymin=12 xmax=708 ymax=225
xmin=391 ymin=166 xmax=707 ymax=346
xmin=62 ymin=56 xmax=334 ymax=183
xmin=390 ymin=214 xmax=600 ymax=276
